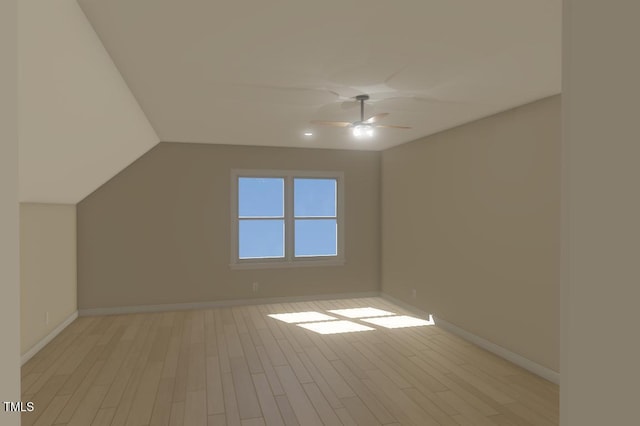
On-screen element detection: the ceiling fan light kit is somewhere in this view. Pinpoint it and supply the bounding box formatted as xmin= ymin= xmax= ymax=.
xmin=311 ymin=93 xmax=411 ymax=139
xmin=353 ymin=124 xmax=374 ymax=138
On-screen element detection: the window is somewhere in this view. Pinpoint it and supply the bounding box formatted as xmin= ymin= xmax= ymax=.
xmin=231 ymin=170 xmax=344 ymax=268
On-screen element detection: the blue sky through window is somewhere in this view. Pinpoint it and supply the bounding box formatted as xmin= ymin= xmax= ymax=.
xmin=294 ymin=178 xmax=336 ymax=217
xmin=239 ymin=220 xmax=284 ymax=259
xmin=238 ymin=176 xmax=338 ymax=259
xmin=295 ymin=219 xmax=337 ymax=256
xmin=239 ymin=177 xmax=284 ymax=217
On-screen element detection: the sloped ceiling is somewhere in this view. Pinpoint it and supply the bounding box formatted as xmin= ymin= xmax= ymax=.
xmin=19 ymin=0 xmax=159 ymax=204
xmin=78 ymin=0 xmax=561 ymax=151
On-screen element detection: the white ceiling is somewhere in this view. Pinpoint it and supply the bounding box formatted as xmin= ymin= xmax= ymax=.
xmin=78 ymin=0 xmax=561 ymax=151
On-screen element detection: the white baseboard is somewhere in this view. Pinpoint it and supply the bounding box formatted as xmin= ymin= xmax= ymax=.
xmin=380 ymin=293 xmax=559 ymax=384
xmin=21 ymin=310 xmax=78 ymax=366
xmin=78 ymin=291 xmax=381 ymax=317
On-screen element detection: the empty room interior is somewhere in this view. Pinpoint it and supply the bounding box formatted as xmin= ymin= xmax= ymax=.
xmin=4 ymin=1 xmax=640 ymax=426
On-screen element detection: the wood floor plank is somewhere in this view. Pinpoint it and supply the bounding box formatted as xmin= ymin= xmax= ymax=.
xmin=55 ymin=360 xmax=106 ymax=424
xmin=169 ymin=401 xmax=184 ymax=426
xmin=67 ymin=385 xmax=109 ymax=426
xmin=255 ymin=345 xmax=285 ymax=396
xmin=208 ymin=414 xmax=226 ymax=425
xmin=186 ymin=341 xmax=206 ymax=392
xmin=277 ymin=338 xmax=313 ymax=384
xmin=340 ymin=396 xmax=381 ymax=426
xmin=22 ymin=374 xmax=69 ymax=426
xmin=274 ymin=365 xmax=323 ymax=426
xmin=206 ymin=356 xmax=225 ymax=415
xmin=215 ymin=310 xmax=232 ymax=374
xmin=241 ymin=418 xmax=266 ymax=426
xmin=240 ymin=332 xmax=264 ymax=374
xmin=171 ymin=314 xmax=192 ymax=404
xmin=331 ymin=359 xmax=396 ymax=424
xmin=102 ymin=315 xmax=155 ymax=409
xmin=364 ymin=369 xmax=441 ymax=426
xmin=304 ymin=346 xmax=354 ymax=399
xmin=149 ymin=377 xmax=176 ymax=426
xmin=233 ymin=307 xmax=249 ymax=334
xmin=257 ymin=328 xmax=288 ymax=367
xmin=204 ymin=310 xmax=218 ymax=357
xmin=109 ymin=315 xmax=162 ymax=426
xmin=225 ymin=323 xmax=245 ymax=359
xmin=302 ymin=382 xmax=342 ymax=425
xmin=409 ymin=354 xmax=500 ymax=416
xmin=91 ymin=407 xmax=116 ymax=426
xmin=22 ymin=373 xmax=40 ymax=392
xmin=94 ymin=340 xmax=133 ymax=386
xmin=125 ymin=361 xmax=163 ymax=425
xmin=184 ymin=389 xmax=207 ymax=425
xmin=222 ymin=371 xmax=242 ymax=426
xmin=403 ymin=387 xmax=460 ymax=426
xmin=501 ymin=401 xmax=557 ymax=426
xmin=297 ymin=351 xmax=342 ymax=409
xmin=31 ymin=395 xmax=70 ymax=426
xmin=230 ymin=356 xmax=262 ymax=420
xmin=334 ymin=407 xmax=357 ymax=426
xmin=252 ymin=373 xmax=284 ymax=426
xmin=274 ymin=395 xmax=300 ymax=426
xmin=372 ymin=340 xmax=449 ymax=393
xmin=22 ymin=321 xmax=84 ymax=377
xmin=351 ymin=340 xmax=412 ymax=389
xmin=21 ymin=297 xmax=558 ymax=426
xmin=436 ymin=390 xmax=496 ymax=426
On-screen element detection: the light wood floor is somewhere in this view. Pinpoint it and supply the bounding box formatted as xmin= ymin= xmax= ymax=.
xmin=21 ymin=297 xmax=558 ymax=425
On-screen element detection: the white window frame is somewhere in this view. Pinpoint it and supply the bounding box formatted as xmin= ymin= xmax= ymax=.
xmin=230 ymin=169 xmax=345 ymax=269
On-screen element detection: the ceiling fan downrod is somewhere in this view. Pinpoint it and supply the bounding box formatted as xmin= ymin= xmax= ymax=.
xmin=355 ymin=94 xmax=369 ymax=123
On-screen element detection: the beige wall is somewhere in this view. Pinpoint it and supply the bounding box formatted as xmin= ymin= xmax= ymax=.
xmin=0 ymin=0 xmax=20 ymax=421
xmin=20 ymin=204 xmax=77 ymax=355
xmin=19 ymin=0 xmax=159 ymax=204
xmin=562 ymin=2 xmax=640 ymax=424
xmin=78 ymin=143 xmax=380 ymax=309
xmin=382 ymin=96 xmax=561 ymax=372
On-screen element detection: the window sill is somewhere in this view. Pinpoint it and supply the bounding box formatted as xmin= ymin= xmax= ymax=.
xmin=229 ymin=258 xmax=345 ymax=270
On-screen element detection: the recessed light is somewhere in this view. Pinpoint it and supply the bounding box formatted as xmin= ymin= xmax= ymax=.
xmin=304 ymin=132 xmax=313 ymax=136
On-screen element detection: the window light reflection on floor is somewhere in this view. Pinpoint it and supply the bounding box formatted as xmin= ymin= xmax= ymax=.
xmin=360 ymin=315 xmax=435 ymax=329
xmin=328 ymin=307 xmax=396 ymax=318
xmin=268 ymin=311 xmax=337 ymax=323
xmin=297 ymin=320 xmax=375 ymax=335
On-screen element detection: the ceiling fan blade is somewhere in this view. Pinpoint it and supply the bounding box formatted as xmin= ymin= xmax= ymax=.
xmin=364 ymin=112 xmax=389 ymax=124
xmin=310 ymin=120 xmax=352 ymax=127
xmin=376 ymin=124 xmax=412 ymax=129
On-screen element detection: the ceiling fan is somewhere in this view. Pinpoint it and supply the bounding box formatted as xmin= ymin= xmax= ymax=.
xmin=311 ymin=94 xmax=411 ymax=137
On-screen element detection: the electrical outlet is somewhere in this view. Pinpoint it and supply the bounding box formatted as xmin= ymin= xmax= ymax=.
xmin=411 ymin=288 xmax=417 ymax=299
xmin=252 ymin=282 xmax=259 ymax=292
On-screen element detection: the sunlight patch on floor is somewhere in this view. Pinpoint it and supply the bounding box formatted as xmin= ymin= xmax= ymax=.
xmin=361 ymin=315 xmax=435 ymax=329
xmin=297 ymin=320 xmax=375 ymax=335
xmin=327 ymin=307 xmax=396 ymax=318
xmin=268 ymin=311 xmax=337 ymax=323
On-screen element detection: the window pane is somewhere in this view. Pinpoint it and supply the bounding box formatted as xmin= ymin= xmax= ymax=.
xmin=239 ymin=177 xmax=284 ymax=217
xmin=295 ymin=219 xmax=337 ymax=257
xmin=239 ymin=220 xmax=284 ymax=259
xmin=294 ymin=178 xmax=336 ymax=217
